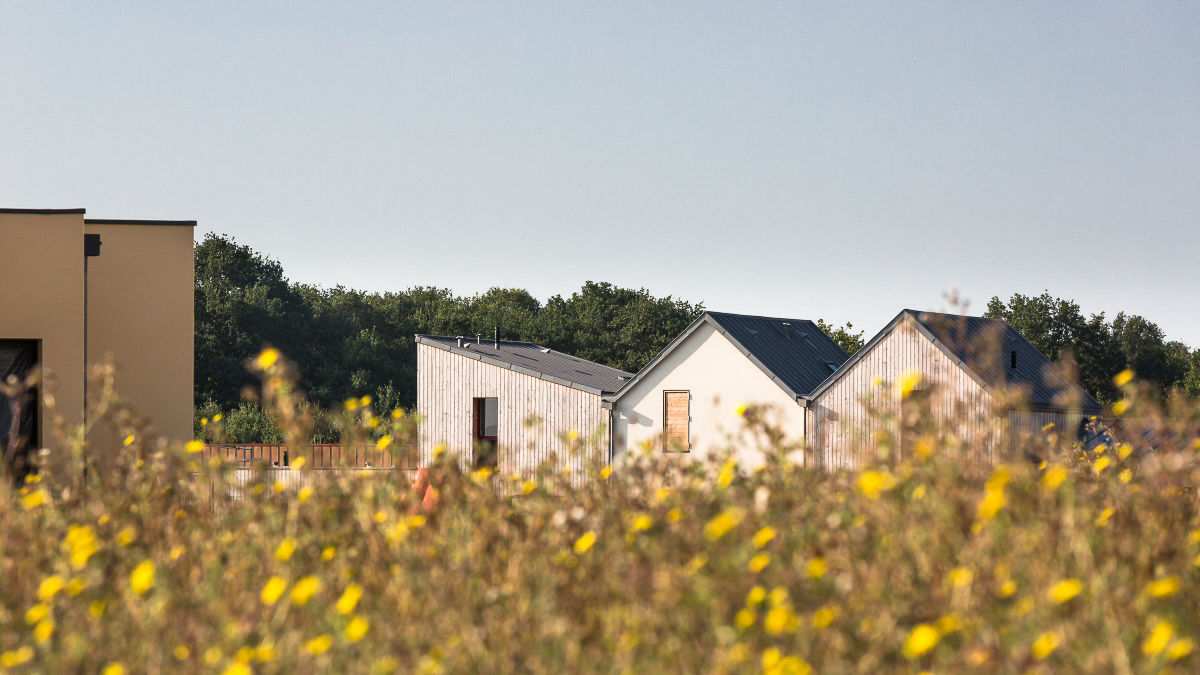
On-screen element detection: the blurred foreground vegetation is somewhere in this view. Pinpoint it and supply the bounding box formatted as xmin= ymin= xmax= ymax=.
xmin=5 ymin=360 xmax=1200 ymax=673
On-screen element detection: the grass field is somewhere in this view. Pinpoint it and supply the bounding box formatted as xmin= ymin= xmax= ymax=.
xmin=2 ymin=362 xmax=1199 ymax=673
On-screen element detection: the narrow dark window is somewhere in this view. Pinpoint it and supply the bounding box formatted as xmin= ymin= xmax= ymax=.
xmin=472 ymin=397 xmax=498 ymax=469
xmin=1010 ymin=351 xmax=1017 ymax=369
xmin=0 ymin=340 xmax=39 ymax=482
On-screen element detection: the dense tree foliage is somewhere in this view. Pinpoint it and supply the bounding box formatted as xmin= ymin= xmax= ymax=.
xmin=985 ymin=292 xmax=1199 ymax=403
xmin=194 ymin=234 xmax=704 ymax=416
xmin=815 ymin=320 xmax=865 ymax=356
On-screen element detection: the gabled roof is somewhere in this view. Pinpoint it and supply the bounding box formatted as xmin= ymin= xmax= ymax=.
xmin=807 ymin=309 xmax=1102 ymax=412
xmin=415 ymin=335 xmax=633 ymax=396
xmin=607 ymin=311 xmax=849 ymax=403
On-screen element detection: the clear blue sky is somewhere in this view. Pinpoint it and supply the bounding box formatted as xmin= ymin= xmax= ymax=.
xmin=4 ymin=2 xmax=1198 ymax=346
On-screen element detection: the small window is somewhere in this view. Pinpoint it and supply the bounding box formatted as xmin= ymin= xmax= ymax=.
xmin=663 ymin=390 xmax=690 ymax=452
xmin=472 ymin=397 xmax=498 ymax=468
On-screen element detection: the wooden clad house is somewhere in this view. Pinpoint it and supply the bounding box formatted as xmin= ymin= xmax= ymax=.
xmin=606 ymin=312 xmax=849 ymax=467
xmin=415 ymin=335 xmax=632 ymax=476
xmin=805 ymin=309 xmax=1102 ymax=469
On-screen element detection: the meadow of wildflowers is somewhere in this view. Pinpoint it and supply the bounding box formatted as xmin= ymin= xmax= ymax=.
xmin=2 ymin=357 xmax=1200 ymax=673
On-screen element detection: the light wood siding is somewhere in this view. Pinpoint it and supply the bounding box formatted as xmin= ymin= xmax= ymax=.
xmin=663 ymin=391 xmax=690 ymax=451
xmin=811 ymin=318 xmax=999 ymax=469
xmin=416 ymin=343 xmax=609 ymax=481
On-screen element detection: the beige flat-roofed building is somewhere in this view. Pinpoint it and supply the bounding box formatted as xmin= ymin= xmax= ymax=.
xmin=0 ymin=208 xmax=194 ymax=472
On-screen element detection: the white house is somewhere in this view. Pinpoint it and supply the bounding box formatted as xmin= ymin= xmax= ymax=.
xmin=605 ymin=312 xmax=850 ymax=467
xmin=415 ymin=334 xmax=632 ymax=476
xmin=805 ymin=309 xmax=1103 ymax=469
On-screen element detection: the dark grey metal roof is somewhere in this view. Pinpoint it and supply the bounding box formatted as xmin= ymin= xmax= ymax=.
xmin=706 ymin=312 xmax=850 ymax=397
xmin=807 ymin=309 xmax=1101 ymax=412
xmin=415 ymin=335 xmax=633 ymax=396
xmin=608 ymin=311 xmax=850 ymax=403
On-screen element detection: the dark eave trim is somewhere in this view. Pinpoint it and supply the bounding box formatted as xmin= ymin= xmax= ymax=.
xmin=415 ymin=335 xmax=615 ymax=396
xmin=85 ymin=219 xmax=197 ymax=226
xmin=0 ymin=207 xmax=86 ymax=214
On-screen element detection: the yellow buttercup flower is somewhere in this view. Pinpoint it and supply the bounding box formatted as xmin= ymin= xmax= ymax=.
xmin=37 ymin=576 xmax=65 ymax=601
xmin=1 ymin=647 xmax=34 ymax=667
xmin=291 ymin=576 xmax=322 ymax=606
xmin=1114 ymin=369 xmax=1134 ymax=386
xmin=33 ymin=618 xmax=54 ymax=645
xmin=261 ymin=576 xmax=287 ymax=605
xmin=345 ymin=616 xmax=370 ymax=642
xmin=186 ymin=440 xmax=204 ymax=453
xmin=703 ymin=508 xmax=744 ymax=542
xmin=257 ymin=348 xmax=280 ymax=369
xmin=131 ymin=561 xmax=156 ymax=595
xmin=896 ymin=370 xmax=923 ymax=398
xmin=1168 ymin=638 xmax=1194 ymax=661
xmin=336 ymin=584 xmax=363 ymax=614
xmin=1048 ymin=579 xmax=1084 ymax=604
xmin=753 ymin=526 xmax=776 ymax=548
xmin=275 ymin=538 xmax=297 ymax=562
xmin=1144 ymin=577 xmax=1181 ymax=598
xmin=574 ymin=531 xmax=597 ymax=554
xmin=902 ymin=623 xmax=940 ymax=659
xmin=717 ymin=460 xmax=736 ymax=489
xmin=1143 ymin=620 xmax=1174 ymax=655
xmin=805 ymin=557 xmax=828 ymax=579
xmin=630 ymin=514 xmax=654 ymax=533
xmin=1042 ymin=466 xmax=1068 ymax=492
xmin=1031 ymin=632 xmax=1059 ymax=660
xmin=101 ymin=663 xmax=126 ymax=675
xmin=857 ymin=469 xmax=897 ymax=500
xmin=748 ymin=553 xmax=770 ymax=573
xmin=376 ymin=435 xmax=392 ymax=450
xmin=304 ymin=634 xmax=333 ymax=655
xmin=763 ymin=605 xmax=798 ymax=635
xmin=949 ymin=567 xmax=973 ymax=588
xmin=20 ymin=489 xmax=46 ymax=510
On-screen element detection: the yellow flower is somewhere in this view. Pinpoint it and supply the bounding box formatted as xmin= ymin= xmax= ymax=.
xmin=753 ymin=526 xmax=776 ymax=549
xmin=222 ymin=664 xmax=251 ymax=675
xmin=257 ymin=348 xmax=280 ymax=369
xmin=1042 ymin=466 xmax=1068 ymax=492
xmin=1144 ymin=577 xmax=1181 ymax=598
xmin=1048 ymin=578 xmax=1084 ymax=604
xmin=1031 ymin=632 xmax=1059 ymax=660
xmin=748 ymin=553 xmax=771 ymax=573
xmin=703 ymin=507 xmax=744 ymax=542
xmin=173 ymin=645 xmax=190 ymax=660
xmin=1118 ymin=443 xmax=1133 ymax=460
xmin=25 ymin=604 xmax=48 ymax=625
xmin=117 ymin=526 xmax=137 ymax=546
xmin=717 ymin=460 xmax=736 ymax=489
xmin=1094 ymin=507 xmax=1114 ymax=527
xmin=102 ymin=663 xmax=126 ymax=675
xmin=1114 ymin=369 xmax=1134 ymax=386
xmin=902 ymin=623 xmax=940 ymax=659
xmin=336 ymin=584 xmax=363 ymax=614
xmin=948 ymin=567 xmax=973 ymax=588
xmin=292 ymin=456 xmax=307 ymax=469
xmin=471 ymin=467 xmax=493 ymax=483
xmin=630 ymin=514 xmax=654 ymax=533
xmin=1094 ymin=456 xmax=1110 ymax=473
xmin=768 ymin=586 xmax=789 ymax=606
xmin=255 ymin=644 xmax=276 ymax=662
xmin=298 ymin=485 xmax=314 ymax=503
xmin=1113 ymin=399 xmax=1130 ymax=416
xmin=977 ymin=488 xmax=1006 ymax=521
xmin=291 ymin=576 xmax=321 ymax=606
xmin=322 ymin=546 xmax=336 ymax=561
xmin=998 ymin=580 xmax=1017 ymax=597
xmin=344 ymin=398 xmax=359 ymax=412
xmin=66 ymin=578 xmax=87 ymax=596
xmin=20 ymin=489 xmax=46 ymax=510
xmin=33 ymin=618 xmax=54 ymax=645
xmin=811 ymin=605 xmax=837 ymax=630
xmin=857 ymin=469 xmax=897 ymax=500
xmin=186 ymin=439 xmax=204 ymax=453
xmin=123 ymin=434 xmax=135 ymax=446
xmin=275 ymin=538 xmax=297 ymax=562
xmin=522 ymin=480 xmax=537 ymax=495
xmin=345 ymin=616 xmax=369 ymax=642
xmin=912 ymin=484 xmax=927 ymax=499
xmin=734 ymin=607 xmax=756 ymax=630
xmin=1143 ymin=620 xmax=1175 ymax=655
xmin=131 ymin=561 xmax=156 ymax=595
xmin=304 ymin=634 xmax=333 ymax=655
xmin=805 ymin=557 xmax=828 ymax=579
xmin=574 ymin=531 xmax=597 ymax=554
xmin=376 ymin=435 xmax=392 ymax=450
xmin=734 ymin=403 xmax=748 ymax=416
xmin=1119 ymin=469 xmax=1132 ymax=484
xmin=667 ymin=507 xmax=682 ymax=522
xmin=764 ymin=605 xmax=798 ymax=635
xmin=37 ymin=576 xmax=65 ymax=601
xmin=896 ymin=370 xmax=923 ymax=398
xmin=261 ymin=576 xmax=287 ymax=605
xmin=913 ymin=435 xmax=936 ymax=459
xmin=89 ymin=600 xmax=106 ymax=618
xmin=1168 ymin=637 xmax=1194 ymax=661
xmin=746 ymin=586 xmax=766 ymax=606
xmin=599 ymin=466 xmax=613 ymax=479
xmin=1 ymin=647 xmax=34 ymax=667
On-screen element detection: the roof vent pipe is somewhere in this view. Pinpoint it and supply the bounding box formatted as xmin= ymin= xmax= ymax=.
xmin=476 ymin=334 xmax=482 ymax=345
xmin=494 ymin=326 xmax=499 ymax=349
xmin=457 ymin=336 xmax=463 ymax=348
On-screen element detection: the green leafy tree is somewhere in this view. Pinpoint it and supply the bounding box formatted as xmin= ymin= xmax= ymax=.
xmin=816 ymin=320 xmax=863 ymax=356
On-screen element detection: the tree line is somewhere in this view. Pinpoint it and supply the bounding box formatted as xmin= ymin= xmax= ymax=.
xmin=194 ymin=234 xmax=1198 ymax=441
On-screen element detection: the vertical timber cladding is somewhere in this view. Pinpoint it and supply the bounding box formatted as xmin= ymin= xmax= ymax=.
xmin=811 ymin=318 xmax=996 ymax=470
xmin=663 ymin=391 xmax=690 ymax=451
xmin=416 ymin=343 xmax=610 ymax=477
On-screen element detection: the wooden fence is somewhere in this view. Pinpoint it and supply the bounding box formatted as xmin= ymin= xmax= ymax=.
xmin=195 ymin=466 xmax=422 ymax=510
xmin=199 ymin=443 xmax=418 ymax=468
